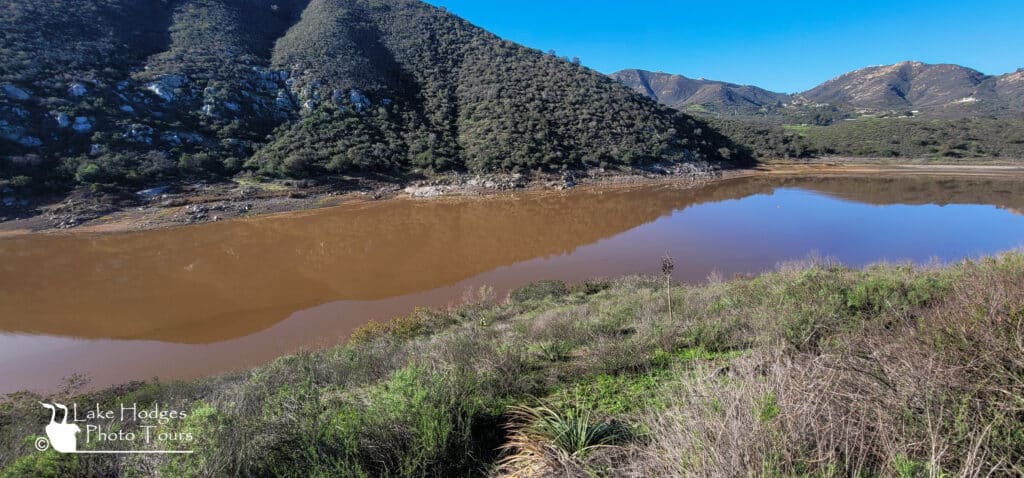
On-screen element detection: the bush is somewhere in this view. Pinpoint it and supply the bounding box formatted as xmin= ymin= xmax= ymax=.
xmin=509 ymin=280 xmax=569 ymax=303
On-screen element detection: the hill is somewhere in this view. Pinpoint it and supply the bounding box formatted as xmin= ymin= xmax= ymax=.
xmin=613 ymin=64 xmax=1024 ymax=161
xmin=611 ymin=69 xmax=791 ymax=115
xmin=800 ymin=61 xmax=1024 ymax=117
xmin=0 ymin=0 xmax=742 ymax=195
xmin=615 ymin=62 xmax=1024 ymax=120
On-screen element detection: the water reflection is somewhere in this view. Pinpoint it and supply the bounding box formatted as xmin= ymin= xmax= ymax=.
xmin=2 ymin=174 xmax=1023 ymax=393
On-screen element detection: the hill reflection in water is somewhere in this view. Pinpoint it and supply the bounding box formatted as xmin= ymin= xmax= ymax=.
xmin=2 ymin=174 xmax=1023 ymax=393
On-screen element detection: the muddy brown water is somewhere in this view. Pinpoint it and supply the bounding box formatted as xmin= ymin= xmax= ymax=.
xmin=2 ymin=174 xmax=1024 ymax=393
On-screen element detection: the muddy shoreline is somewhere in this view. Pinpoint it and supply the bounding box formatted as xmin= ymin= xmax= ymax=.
xmin=2 ymin=159 xmax=1022 ymax=238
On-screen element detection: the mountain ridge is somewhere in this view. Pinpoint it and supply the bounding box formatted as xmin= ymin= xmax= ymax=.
xmin=613 ymin=61 xmax=1024 ymax=118
xmin=610 ymin=69 xmax=790 ymax=114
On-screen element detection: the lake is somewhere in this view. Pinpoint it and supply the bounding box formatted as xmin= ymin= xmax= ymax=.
xmin=2 ymin=173 xmax=1023 ymax=393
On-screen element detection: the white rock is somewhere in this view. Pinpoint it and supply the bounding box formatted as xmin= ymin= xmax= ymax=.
xmin=53 ymin=112 xmax=71 ymax=128
xmin=144 ymin=75 xmax=187 ymax=102
xmin=224 ymin=102 xmax=240 ymax=111
xmin=67 ymin=82 xmax=88 ymax=97
xmin=403 ymin=186 xmax=453 ymax=198
xmin=146 ymin=83 xmax=175 ymax=101
xmin=275 ymin=90 xmax=294 ymax=109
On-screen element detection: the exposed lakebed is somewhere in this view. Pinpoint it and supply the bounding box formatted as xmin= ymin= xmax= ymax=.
xmin=2 ymin=173 xmax=1024 ymax=393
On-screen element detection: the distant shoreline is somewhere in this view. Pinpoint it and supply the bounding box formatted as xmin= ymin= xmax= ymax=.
xmin=2 ymin=159 xmax=1023 ymax=238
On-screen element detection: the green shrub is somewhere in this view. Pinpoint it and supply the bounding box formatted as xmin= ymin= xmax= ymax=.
xmin=532 ymin=341 xmax=574 ymax=362
xmin=510 ymin=280 xmax=569 ymax=303
xmin=755 ymin=392 xmax=780 ymax=423
xmin=0 ymin=447 xmax=83 ymax=478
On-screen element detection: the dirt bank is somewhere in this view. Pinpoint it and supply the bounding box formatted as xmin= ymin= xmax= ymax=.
xmin=2 ymin=160 xmax=1022 ymax=238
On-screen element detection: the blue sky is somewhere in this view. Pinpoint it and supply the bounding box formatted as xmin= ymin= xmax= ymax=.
xmin=425 ymin=0 xmax=1024 ymax=93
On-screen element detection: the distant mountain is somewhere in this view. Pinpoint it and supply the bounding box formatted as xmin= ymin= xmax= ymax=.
xmin=615 ymin=62 xmax=1024 ymax=119
xmin=0 ymin=0 xmax=740 ymax=193
xmin=800 ymin=61 xmax=1024 ymax=117
xmin=610 ymin=69 xmax=790 ymax=114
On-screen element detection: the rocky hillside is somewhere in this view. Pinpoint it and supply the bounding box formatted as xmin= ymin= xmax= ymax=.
xmin=0 ymin=0 xmax=741 ymax=195
xmin=611 ymin=69 xmax=791 ymax=114
xmin=800 ymin=61 xmax=1023 ymax=117
xmin=615 ymin=62 xmax=1024 ymax=119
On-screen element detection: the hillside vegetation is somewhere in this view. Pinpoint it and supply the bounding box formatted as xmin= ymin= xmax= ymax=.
xmin=0 ymin=0 xmax=741 ymax=196
xmin=704 ymin=116 xmax=1024 ymax=161
xmin=3 ymin=254 xmax=1022 ymax=477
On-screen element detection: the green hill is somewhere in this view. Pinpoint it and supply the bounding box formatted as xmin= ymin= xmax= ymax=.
xmin=0 ymin=0 xmax=743 ymax=194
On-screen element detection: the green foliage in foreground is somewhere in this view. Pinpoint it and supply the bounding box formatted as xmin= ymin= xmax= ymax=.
xmin=2 ymin=254 xmax=1023 ymax=477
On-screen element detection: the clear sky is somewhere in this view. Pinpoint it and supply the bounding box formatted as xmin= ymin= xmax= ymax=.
xmin=424 ymin=0 xmax=1024 ymax=93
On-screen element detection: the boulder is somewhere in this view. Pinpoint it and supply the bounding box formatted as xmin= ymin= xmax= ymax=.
xmin=124 ymin=124 xmax=154 ymax=143
xmin=275 ymin=90 xmax=294 ymax=109
xmin=52 ymin=112 xmax=71 ymax=128
xmin=1 ymin=84 xmax=30 ymax=101
xmin=72 ymin=117 xmax=92 ymax=133
xmin=350 ymin=90 xmax=371 ymax=112
xmin=146 ymin=83 xmax=174 ymax=101
xmin=67 ymin=82 xmax=88 ymax=97
xmin=136 ymin=186 xmax=170 ymax=197
xmin=145 ymin=75 xmax=187 ymax=102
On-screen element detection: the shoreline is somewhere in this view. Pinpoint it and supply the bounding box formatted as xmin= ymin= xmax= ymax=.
xmin=2 ymin=159 xmax=1023 ymax=238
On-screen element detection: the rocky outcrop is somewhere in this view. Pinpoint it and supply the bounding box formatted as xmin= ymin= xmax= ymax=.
xmin=145 ymin=75 xmax=187 ymax=102
xmin=67 ymin=82 xmax=88 ymax=97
